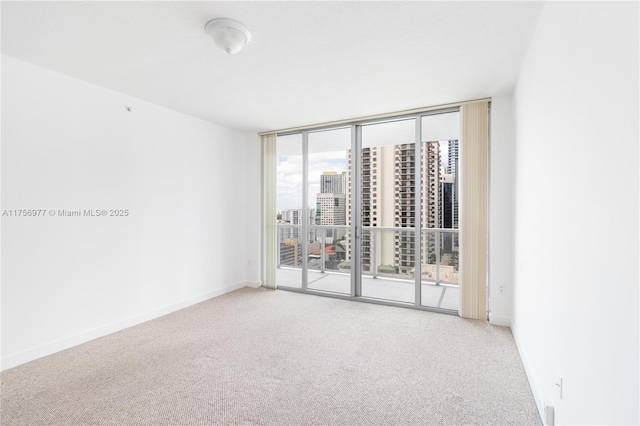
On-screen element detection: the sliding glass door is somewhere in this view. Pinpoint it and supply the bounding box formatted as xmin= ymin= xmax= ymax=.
xmin=359 ymin=118 xmax=416 ymax=303
xmin=275 ymin=109 xmax=460 ymax=313
xmin=275 ymin=133 xmax=303 ymax=288
xmin=420 ymin=112 xmax=460 ymax=310
xmin=306 ymin=128 xmax=351 ymax=295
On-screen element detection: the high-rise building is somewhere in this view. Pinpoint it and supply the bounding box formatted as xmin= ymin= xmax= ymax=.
xmin=422 ymin=141 xmax=441 ymax=230
xmin=439 ymin=173 xmax=455 ymax=229
xmin=316 ymin=172 xmax=347 ymax=244
xmin=447 ymin=140 xmax=459 ymax=229
xmin=447 ymin=140 xmax=458 ymax=176
xmin=279 ymin=208 xmax=316 ymax=241
xmin=315 ymin=193 xmax=346 ymax=226
xmin=283 ymin=209 xmax=300 ymax=224
xmin=346 ymin=145 xmax=399 ymax=273
xmin=280 ymin=239 xmax=301 ymax=267
xmin=344 ymin=140 xmax=457 ymax=276
xmin=279 ymin=209 xmax=300 ymax=240
xmin=439 ymin=173 xmax=455 ymax=252
xmin=320 ymin=171 xmax=346 ymax=194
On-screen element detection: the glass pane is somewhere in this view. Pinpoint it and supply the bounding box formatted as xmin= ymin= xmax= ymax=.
xmin=439 ymin=230 xmax=459 ymax=285
xmin=276 ymin=133 xmax=303 ymax=288
xmin=421 ymin=111 xmax=460 ymax=141
xmin=307 ymin=128 xmax=351 ymax=295
xmin=307 ymin=227 xmax=351 ymax=294
xmin=360 ymin=118 xmax=415 ymax=304
xmin=420 ymin=112 xmax=460 ymax=310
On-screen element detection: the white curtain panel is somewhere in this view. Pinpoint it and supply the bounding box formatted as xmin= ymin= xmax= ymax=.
xmin=262 ymin=133 xmax=277 ymax=289
xmin=459 ymin=101 xmax=489 ymax=320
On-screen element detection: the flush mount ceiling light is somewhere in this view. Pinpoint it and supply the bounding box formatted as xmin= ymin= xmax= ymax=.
xmin=205 ymin=18 xmax=251 ymax=55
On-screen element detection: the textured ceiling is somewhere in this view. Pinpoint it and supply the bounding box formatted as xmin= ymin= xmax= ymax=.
xmin=1 ymin=1 xmax=545 ymax=132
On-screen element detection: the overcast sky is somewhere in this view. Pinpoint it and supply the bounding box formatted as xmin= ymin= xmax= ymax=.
xmin=277 ymin=142 xmax=449 ymax=211
xmin=277 ymin=113 xmax=458 ymax=211
xmin=277 ymin=151 xmax=347 ymax=210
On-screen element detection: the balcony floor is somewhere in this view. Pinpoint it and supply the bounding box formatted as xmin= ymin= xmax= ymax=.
xmin=276 ymin=267 xmax=459 ymax=311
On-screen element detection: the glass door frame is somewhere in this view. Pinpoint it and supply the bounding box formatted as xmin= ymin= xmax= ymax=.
xmin=275 ymin=106 xmax=460 ymax=315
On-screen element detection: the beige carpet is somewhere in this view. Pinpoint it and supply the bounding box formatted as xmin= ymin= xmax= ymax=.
xmin=1 ymin=288 xmax=541 ymax=425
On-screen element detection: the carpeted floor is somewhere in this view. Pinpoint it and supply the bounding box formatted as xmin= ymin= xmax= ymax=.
xmin=1 ymin=287 xmax=541 ymax=425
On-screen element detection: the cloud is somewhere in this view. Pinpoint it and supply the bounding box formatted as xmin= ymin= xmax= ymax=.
xmin=277 ymin=142 xmax=456 ymax=211
xmin=277 ymin=151 xmax=348 ymax=211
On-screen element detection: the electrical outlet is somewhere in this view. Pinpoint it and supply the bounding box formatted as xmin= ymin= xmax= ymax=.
xmin=544 ymin=405 xmax=555 ymax=426
xmin=556 ymin=377 xmax=563 ymax=400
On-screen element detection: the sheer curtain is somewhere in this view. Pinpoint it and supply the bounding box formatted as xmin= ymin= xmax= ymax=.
xmin=262 ymin=133 xmax=277 ymax=289
xmin=459 ymin=100 xmax=489 ymax=319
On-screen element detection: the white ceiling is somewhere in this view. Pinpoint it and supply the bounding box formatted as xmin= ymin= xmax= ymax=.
xmin=1 ymin=1 xmax=545 ymax=132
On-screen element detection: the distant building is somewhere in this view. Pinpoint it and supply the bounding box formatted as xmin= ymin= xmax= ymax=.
xmin=316 ymin=172 xmax=347 ymax=244
xmin=320 ymin=171 xmax=346 ymax=194
xmin=447 ymin=140 xmax=459 ymax=229
xmin=346 ymin=143 xmax=435 ymax=275
xmin=440 ymin=173 xmax=454 ymax=229
xmin=280 ymin=239 xmax=301 ymax=267
xmin=345 ymin=140 xmax=458 ymax=276
xmin=316 ymin=193 xmax=346 ymax=226
xmin=440 ymin=173 xmax=455 ymax=252
xmin=282 ymin=140 xmax=458 ymax=278
xmin=279 ymin=208 xmax=316 ymax=241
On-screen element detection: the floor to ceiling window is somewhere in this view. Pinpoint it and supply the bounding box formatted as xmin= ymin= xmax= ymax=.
xmin=275 ymin=133 xmax=303 ymax=288
xmin=359 ymin=117 xmax=417 ymax=304
xmin=306 ymin=127 xmax=352 ymax=295
xmin=273 ymin=107 xmax=462 ymax=314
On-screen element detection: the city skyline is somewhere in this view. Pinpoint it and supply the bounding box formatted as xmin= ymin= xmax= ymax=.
xmin=277 ymin=138 xmax=460 ymax=283
xmin=276 ymin=152 xmax=346 ymax=210
xmin=277 ymin=141 xmax=450 ymax=211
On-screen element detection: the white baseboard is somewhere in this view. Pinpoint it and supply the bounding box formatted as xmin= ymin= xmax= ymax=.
xmin=489 ymin=315 xmax=512 ymax=327
xmin=245 ymin=280 xmax=262 ymax=288
xmin=1 ymin=281 xmax=250 ymax=372
xmin=511 ymin=325 xmax=546 ymax=425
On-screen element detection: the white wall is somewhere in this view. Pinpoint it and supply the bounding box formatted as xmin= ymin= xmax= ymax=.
xmin=512 ymin=3 xmax=638 ymax=425
xmin=489 ymin=95 xmax=515 ymax=326
xmin=1 ymin=55 xmax=251 ymax=369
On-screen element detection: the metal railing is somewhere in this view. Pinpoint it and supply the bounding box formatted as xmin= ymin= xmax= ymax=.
xmin=276 ymin=223 xmax=459 ymax=286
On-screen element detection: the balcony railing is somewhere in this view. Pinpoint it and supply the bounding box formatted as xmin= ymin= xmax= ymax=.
xmin=276 ymin=223 xmax=459 ymax=286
